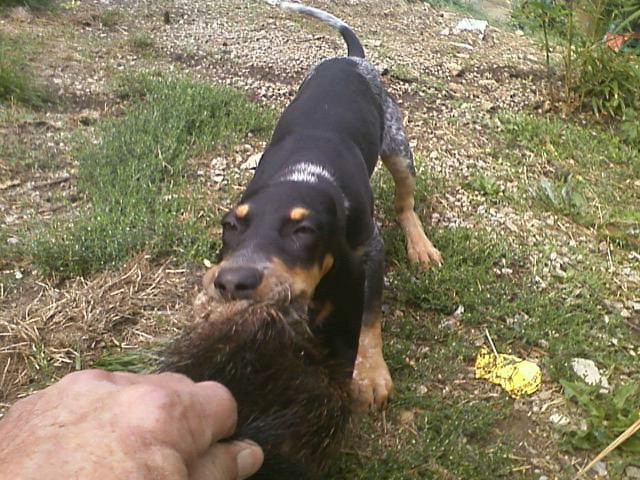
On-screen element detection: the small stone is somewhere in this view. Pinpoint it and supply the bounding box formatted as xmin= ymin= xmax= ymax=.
xmin=625 ymin=465 xmax=640 ymax=479
xmin=241 ymin=152 xmax=262 ymax=170
xmin=449 ymin=42 xmax=474 ymax=51
xmin=439 ymin=27 xmax=450 ymax=36
xmin=15 ymin=271 xmax=23 ymax=280
xmin=6 ymin=236 xmax=19 ymax=245
xmin=591 ymin=460 xmax=607 ymax=477
xmin=571 ymin=358 xmax=610 ymax=393
xmin=549 ymin=413 xmax=570 ymax=426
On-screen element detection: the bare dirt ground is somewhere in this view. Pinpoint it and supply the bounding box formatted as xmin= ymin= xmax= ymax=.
xmin=1 ymin=1 xmax=639 ymax=478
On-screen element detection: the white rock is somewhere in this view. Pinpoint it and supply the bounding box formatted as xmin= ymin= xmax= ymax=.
xmin=625 ymin=465 xmax=640 ymax=479
xmin=570 ymin=358 xmax=610 ymax=393
xmin=591 ymin=460 xmax=607 ymax=477
xmin=549 ymin=413 xmax=570 ymax=426
xmin=449 ymin=42 xmax=474 ymax=51
xmin=454 ymin=18 xmax=489 ymax=40
xmin=241 ymin=152 xmax=262 ymax=170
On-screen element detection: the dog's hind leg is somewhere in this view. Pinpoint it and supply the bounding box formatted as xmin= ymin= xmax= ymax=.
xmin=381 ymin=92 xmax=441 ymax=267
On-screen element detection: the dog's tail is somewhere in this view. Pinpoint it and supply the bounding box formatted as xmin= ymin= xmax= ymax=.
xmin=265 ymin=0 xmax=365 ymax=58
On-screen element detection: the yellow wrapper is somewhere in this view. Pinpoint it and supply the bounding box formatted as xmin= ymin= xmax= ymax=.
xmin=475 ymin=347 xmax=542 ymax=398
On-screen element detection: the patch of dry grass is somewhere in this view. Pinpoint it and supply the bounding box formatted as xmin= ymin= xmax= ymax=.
xmin=0 ymin=255 xmax=198 ymax=405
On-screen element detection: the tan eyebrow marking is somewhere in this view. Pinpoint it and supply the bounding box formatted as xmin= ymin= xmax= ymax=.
xmin=235 ymin=204 xmax=250 ymax=218
xmin=289 ymin=207 xmax=310 ymax=221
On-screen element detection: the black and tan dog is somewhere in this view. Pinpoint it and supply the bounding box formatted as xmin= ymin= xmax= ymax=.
xmin=203 ymin=1 xmax=441 ymax=410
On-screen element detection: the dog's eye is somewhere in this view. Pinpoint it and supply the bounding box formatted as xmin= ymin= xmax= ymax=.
xmin=293 ymin=225 xmax=317 ymax=237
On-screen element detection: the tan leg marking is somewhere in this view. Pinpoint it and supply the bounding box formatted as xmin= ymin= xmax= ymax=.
xmin=383 ymin=155 xmax=442 ymax=268
xmin=351 ymin=316 xmax=393 ymax=411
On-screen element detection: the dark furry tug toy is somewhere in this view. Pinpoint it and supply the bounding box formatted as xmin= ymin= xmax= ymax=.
xmin=158 ymin=292 xmax=352 ymax=479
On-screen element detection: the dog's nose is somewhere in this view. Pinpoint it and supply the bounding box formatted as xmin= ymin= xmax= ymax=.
xmin=214 ymin=266 xmax=264 ymax=299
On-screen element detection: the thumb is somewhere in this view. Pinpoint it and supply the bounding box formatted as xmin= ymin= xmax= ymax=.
xmin=190 ymin=440 xmax=264 ymax=480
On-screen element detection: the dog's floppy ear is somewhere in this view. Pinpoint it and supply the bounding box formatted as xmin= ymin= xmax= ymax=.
xmin=313 ymin=240 xmax=364 ymax=376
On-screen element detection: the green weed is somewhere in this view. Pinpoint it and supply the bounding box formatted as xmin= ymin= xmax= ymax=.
xmin=467 ymin=174 xmax=503 ymax=200
xmin=0 ymin=0 xmax=53 ymax=12
xmin=561 ymin=380 xmax=640 ymax=453
xmin=129 ymin=33 xmax=154 ymax=51
xmin=512 ymin=0 xmax=640 ymax=117
xmin=91 ymin=349 xmax=159 ymax=373
xmin=99 ymin=9 xmax=120 ymax=28
xmin=533 ymin=176 xmax=589 ymax=222
xmin=30 ymin=74 xmax=275 ymax=278
xmin=0 ymin=32 xmax=53 ymax=107
xmin=497 ymin=113 xmax=640 ymax=247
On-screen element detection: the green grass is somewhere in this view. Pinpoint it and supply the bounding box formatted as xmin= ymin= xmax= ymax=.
xmin=129 ymin=33 xmax=154 ymax=51
xmin=29 ymin=74 xmax=275 ymax=278
xmin=418 ymin=0 xmax=489 ymax=20
xmin=92 ymin=349 xmax=159 ymax=373
xmin=99 ymin=9 xmax=120 ymax=28
xmin=73 ymin=160 xmax=638 ymax=477
xmin=497 ymin=113 xmax=640 ymax=250
xmin=0 ymin=0 xmax=53 ymax=12
xmin=0 ymin=32 xmax=53 ymax=107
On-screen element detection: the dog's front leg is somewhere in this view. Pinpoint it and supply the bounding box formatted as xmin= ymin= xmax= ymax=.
xmin=351 ymin=226 xmax=393 ymax=411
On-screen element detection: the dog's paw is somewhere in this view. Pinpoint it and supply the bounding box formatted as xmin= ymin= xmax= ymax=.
xmin=351 ymin=351 xmax=394 ymax=411
xmin=407 ymin=238 xmax=442 ymax=268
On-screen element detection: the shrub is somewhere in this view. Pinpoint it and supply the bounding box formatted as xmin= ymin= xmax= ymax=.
xmin=0 ymin=33 xmax=53 ymax=107
xmin=513 ymin=0 xmax=640 ymax=118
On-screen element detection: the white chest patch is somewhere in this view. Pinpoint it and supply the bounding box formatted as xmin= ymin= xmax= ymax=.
xmin=277 ymin=162 xmax=350 ymax=211
xmin=279 ymin=162 xmax=336 ymax=185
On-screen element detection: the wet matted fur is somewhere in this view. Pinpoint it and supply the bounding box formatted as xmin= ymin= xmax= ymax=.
xmin=159 ymin=296 xmax=352 ymax=479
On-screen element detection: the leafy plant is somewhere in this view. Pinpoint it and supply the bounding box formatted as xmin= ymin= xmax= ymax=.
xmin=467 ymin=174 xmax=503 ymax=200
xmin=619 ymin=105 xmax=640 ymax=146
xmin=534 ymin=176 xmax=589 ymax=222
xmin=513 ymin=0 xmax=640 ymax=117
xmin=560 ymin=380 xmax=640 ymax=453
xmin=575 ymin=46 xmax=640 ymax=117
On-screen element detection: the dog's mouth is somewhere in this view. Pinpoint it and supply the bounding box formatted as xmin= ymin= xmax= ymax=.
xmin=203 ymin=255 xmax=333 ymax=306
xmin=202 ymin=264 xmax=307 ymax=307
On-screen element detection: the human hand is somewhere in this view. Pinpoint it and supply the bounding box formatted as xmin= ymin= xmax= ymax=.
xmin=0 ymin=370 xmax=263 ymax=480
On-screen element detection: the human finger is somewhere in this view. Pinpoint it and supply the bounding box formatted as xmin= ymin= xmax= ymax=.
xmin=189 ymin=440 xmax=264 ymax=480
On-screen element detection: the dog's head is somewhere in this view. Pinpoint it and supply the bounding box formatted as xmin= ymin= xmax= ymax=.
xmin=203 ymin=181 xmax=349 ymax=305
